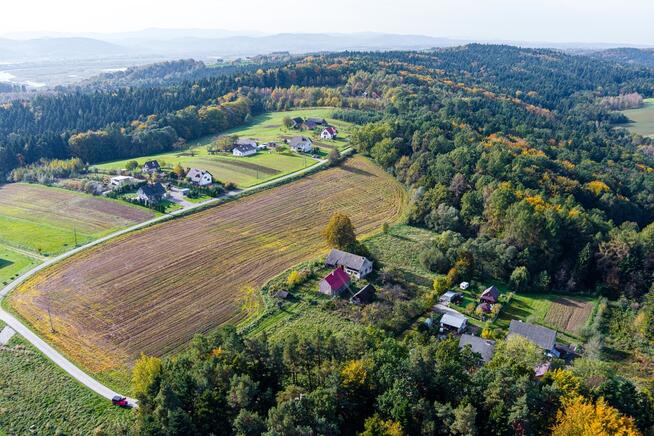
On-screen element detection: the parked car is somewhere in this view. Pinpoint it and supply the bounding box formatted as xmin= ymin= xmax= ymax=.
xmin=112 ymin=395 xmax=129 ymax=407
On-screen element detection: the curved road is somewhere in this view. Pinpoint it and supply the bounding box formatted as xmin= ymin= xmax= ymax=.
xmin=0 ymin=158 xmax=327 ymax=408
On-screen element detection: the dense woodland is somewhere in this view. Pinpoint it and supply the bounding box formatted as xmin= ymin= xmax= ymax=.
xmin=3 ymin=45 xmax=654 ymax=434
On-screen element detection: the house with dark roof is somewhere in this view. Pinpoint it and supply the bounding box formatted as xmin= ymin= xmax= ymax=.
xmin=142 ymin=160 xmax=161 ymax=174
xmin=508 ymin=320 xmax=559 ymax=356
xmin=480 ymin=285 xmax=500 ymax=304
xmin=307 ymin=117 xmax=326 ymax=125
xmin=137 ymin=182 xmax=166 ymax=205
xmin=351 ymin=284 xmax=375 ymax=305
xmin=459 ymin=334 xmax=496 ymax=362
xmin=186 ymin=168 xmax=213 ymax=186
xmin=288 ymin=136 xmax=313 ymax=153
xmin=319 ymin=267 xmax=351 ymax=297
xmin=325 ymin=248 xmax=373 ymax=279
xmin=321 ymin=126 xmax=338 ymax=139
xmin=440 ymin=313 xmax=468 ymax=333
xmin=233 ymin=138 xmax=258 ymax=156
xmin=291 ymin=117 xmax=304 ymax=129
xmin=477 ymin=302 xmax=492 ymax=314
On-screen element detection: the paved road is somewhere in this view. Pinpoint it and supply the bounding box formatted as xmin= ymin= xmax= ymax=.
xmin=0 ymin=157 xmax=328 ymax=408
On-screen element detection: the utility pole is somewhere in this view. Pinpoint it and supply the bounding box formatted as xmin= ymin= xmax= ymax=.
xmin=73 ymin=227 xmax=78 ymax=247
xmin=46 ymin=293 xmax=55 ymax=333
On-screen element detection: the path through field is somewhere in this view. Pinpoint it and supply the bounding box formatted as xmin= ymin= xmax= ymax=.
xmin=9 ymin=157 xmax=406 ymax=374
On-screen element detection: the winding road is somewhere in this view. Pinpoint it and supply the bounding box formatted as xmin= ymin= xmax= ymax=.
xmin=0 ymin=157 xmax=328 ymax=408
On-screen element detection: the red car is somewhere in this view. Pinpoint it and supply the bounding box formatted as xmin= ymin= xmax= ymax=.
xmin=112 ymin=395 xmax=129 ymax=407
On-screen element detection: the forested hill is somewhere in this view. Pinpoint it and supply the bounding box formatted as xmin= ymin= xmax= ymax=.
xmin=584 ymin=47 xmax=654 ymax=69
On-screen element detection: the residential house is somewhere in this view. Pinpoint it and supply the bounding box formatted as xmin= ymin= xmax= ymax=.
xmin=508 ymin=320 xmax=560 ymax=357
xmin=321 ymin=126 xmax=338 ymax=139
xmin=476 ymin=302 xmax=492 ymax=314
xmin=291 ymin=117 xmax=304 ymax=129
xmin=142 ymin=160 xmax=161 ymax=174
xmin=350 ymin=284 xmax=375 ymax=305
xmin=439 ymin=291 xmax=462 ymax=304
xmin=137 ymin=182 xmax=167 ymax=205
xmin=440 ymin=313 xmax=468 ymax=334
xmin=325 ymin=248 xmax=373 ymax=279
xmin=458 ymin=334 xmax=496 ymax=362
xmin=319 ymin=267 xmax=351 ymax=297
xmin=288 ymin=136 xmax=313 ymax=153
xmin=233 ymin=143 xmax=257 ymax=157
xmin=480 ymin=285 xmax=500 ymax=304
xmin=110 ymin=175 xmax=138 ymax=188
xmin=186 ymin=168 xmax=213 ymax=186
xmin=307 ymin=117 xmax=326 ymax=125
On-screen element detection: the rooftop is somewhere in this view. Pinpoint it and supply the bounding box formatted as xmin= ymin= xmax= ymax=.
xmin=508 ymin=320 xmax=557 ymax=350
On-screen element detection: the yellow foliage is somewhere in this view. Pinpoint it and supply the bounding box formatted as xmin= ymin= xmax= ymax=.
xmin=550 ymin=369 xmax=581 ymax=400
xmin=525 ymin=195 xmax=547 ymax=211
xmin=481 ymin=328 xmax=494 ymax=339
xmin=287 ymin=270 xmax=303 ymax=287
xmin=211 ymin=347 xmax=224 ymax=358
xmin=341 ymin=359 xmax=368 ymax=389
xmin=586 ymin=180 xmax=611 ymax=196
xmin=552 ymin=396 xmax=641 ymax=436
xmin=132 ymin=354 xmax=162 ymax=397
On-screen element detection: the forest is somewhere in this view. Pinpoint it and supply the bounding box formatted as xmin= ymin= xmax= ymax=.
xmin=2 ymin=44 xmax=654 ymax=434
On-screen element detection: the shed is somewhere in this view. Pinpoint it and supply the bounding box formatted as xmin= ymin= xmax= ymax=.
xmin=439 ymin=291 xmax=462 ymax=304
xmin=350 ymin=284 xmax=375 ymax=305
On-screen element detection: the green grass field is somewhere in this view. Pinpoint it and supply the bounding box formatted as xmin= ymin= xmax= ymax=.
xmin=93 ymin=108 xmax=353 ymax=188
xmin=0 ymin=183 xmax=157 ymax=256
xmin=0 ymin=247 xmax=40 ymax=287
xmin=0 ymin=334 xmax=134 ymax=434
xmin=622 ymin=98 xmax=654 ymax=137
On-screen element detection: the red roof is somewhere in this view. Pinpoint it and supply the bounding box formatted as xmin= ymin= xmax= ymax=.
xmin=323 ymin=126 xmax=337 ymax=135
xmin=324 ymin=267 xmax=350 ymax=291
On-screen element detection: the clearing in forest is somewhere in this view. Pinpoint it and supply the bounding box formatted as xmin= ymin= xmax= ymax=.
xmin=9 ymin=157 xmax=407 ymax=375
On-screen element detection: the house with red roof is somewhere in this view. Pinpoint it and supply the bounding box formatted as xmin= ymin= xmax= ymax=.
xmin=319 ymin=267 xmax=351 ymax=296
xmin=321 ymin=126 xmax=338 ymax=140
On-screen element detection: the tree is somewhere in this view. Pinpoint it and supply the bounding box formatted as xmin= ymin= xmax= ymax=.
xmin=510 ymin=266 xmax=529 ymax=292
xmin=287 ymin=270 xmax=303 ymax=287
xmin=233 ymin=410 xmax=266 ymax=436
xmin=451 ymin=402 xmax=477 ymax=435
xmin=125 ymin=160 xmax=139 ymax=171
xmin=282 ymin=116 xmax=293 ymax=130
xmin=552 ymin=396 xmax=641 ymax=436
xmin=323 ymin=212 xmax=357 ymax=251
xmin=362 ymin=415 xmax=403 ymax=436
xmin=328 ymin=148 xmax=341 ymax=166
xmin=132 ymin=354 xmax=162 ymax=398
xmin=173 ymin=163 xmax=186 ymax=178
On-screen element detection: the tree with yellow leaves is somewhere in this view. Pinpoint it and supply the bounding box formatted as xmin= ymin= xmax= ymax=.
xmin=238 ymin=285 xmax=263 ymax=318
xmin=341 ymin=359 xmax=368 ymax=389
xmin=132 ymin=353 xmax=162 ymax=398
xmin=552 ymin=396 xmax=641 ymax=436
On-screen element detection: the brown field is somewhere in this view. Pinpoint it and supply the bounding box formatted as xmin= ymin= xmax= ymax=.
xmin=543 ymin=298 xmax=594 ymax=333
xmin=9 ymin=157 xmax=407 ymax=372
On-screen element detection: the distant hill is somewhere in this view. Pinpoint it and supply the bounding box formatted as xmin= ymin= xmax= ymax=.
xmin=0 ymin=37 xmax=128 ymax=62
xmin=583 ymin=47 xmax=654 ymax=68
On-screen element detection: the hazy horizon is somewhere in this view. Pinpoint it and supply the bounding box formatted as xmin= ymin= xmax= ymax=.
xmin=1 ymin=0 xmax=653 ymax=45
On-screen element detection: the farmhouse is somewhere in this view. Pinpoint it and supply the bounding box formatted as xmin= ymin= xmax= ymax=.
xmin=319 ymin=267 xmax=351 ymax=297
xmin=307 ymin=117 xmax=326 ymax=125
xmin=508 ymin=320 xmax=560 ymax=357
xmin=233 ymin=143 xmax=257 ymax=157
xmin=480 ymin=285 xmax=500 ymax=304
xmin=459 ymin=334 xmax=496 ymax=362
xmin=137 ymin=182 xmax=167 ymax=205
xmin=288 ymin=136 xmax=313 ymax=153
xmin=186 ymin=168 xmax=213 ymax=186
xmin=439 ymin=290 xmax=462 ymax=304
xmin=142 ymin=160 xmax=161 ymax=174
xmin=350 ymin=284 xmax=375 ymax=305
xmin=291 ymin=117 xmax=304 ymax=129
xmin=110 ymin=175 xmax=138 ymax=188
xmin=440 ymin=313 xmax=468 ymax=333
xmin=321 ymin=126 xmax=338 ymax=139
xmin=325 ymin=248 xmax=373 ymax=279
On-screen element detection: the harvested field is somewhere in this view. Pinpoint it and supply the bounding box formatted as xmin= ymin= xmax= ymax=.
xmin=9 ymin=157 xmax=407 ymax=373
xmin=543 ymin=298 xmax=594 ymax=333
xmin=0 ymin=183 xmax=156 ymax=255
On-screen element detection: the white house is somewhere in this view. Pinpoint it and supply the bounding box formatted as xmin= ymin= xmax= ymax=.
xmin=186 ymin=168 xmax=213 ymax=186
xmin=321 ymin=126 xmax=338 ymax=140
xmin=288 ymin=136 xmax=313 ymax=153
xmin=110 ymin=175 xmax=138 ymax=188
xmin=233 ymin=143 xmax=257 ymax=157
xmin=325 ymin=248 xmax=373 ymax=279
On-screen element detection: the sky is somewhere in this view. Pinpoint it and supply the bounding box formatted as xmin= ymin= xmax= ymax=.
xmin=1 ymin=0 xmax=653 ymax=45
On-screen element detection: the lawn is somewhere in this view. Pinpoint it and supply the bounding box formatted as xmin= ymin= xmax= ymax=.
xmin=0 ymin=334 xmax=134 ymax=434
xmin=93 ymin=108 xmax=353 ymax=188
xmin=0 ymin=183 xmax=157 ymax=256
xmin=8 ymin=156 xmax=407 ymax=388
xmin=621 ymin=98 xmax=654 ymax=137
xmin=0 ymin=246 xmax=40 ymax=287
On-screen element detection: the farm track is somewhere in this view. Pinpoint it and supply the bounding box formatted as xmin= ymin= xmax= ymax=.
xmin=7 ymin=156 xmax=406 ymax=375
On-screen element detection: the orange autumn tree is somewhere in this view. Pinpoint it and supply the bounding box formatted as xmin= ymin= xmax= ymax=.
xmin=552 ymin=395 xmax=641 ymax=436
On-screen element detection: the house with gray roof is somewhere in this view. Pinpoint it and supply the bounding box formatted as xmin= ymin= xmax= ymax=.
xmin=137 ymin=182 xmax=167 ymax=205
xmin=325 ymin=248 xmax=373 ymax=279
xmin=459 ymin=334 xmax=496 ymax=362
xmin=508 ymin=320 xmax=559 ymax=356
xmin=288 ymin=136 xmax=313 ymax=153
xmin=440 ymin=313 xmax=467 ymax=333
xmin=233 ymin=142 xmax=257 ymax=157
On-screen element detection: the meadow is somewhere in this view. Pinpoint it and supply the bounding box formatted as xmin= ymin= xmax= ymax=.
xmin=0 ymin=247 xmax=40 ymax=287
xmin=0 ymin=183 xmax=156 ymax=255
xmin=8 ymin=157 xmax=407 ymax=381
xmin=0 ymin=331 xmax=133 ymax=434
xmin=621 ymin=98 xmax=654 ymax=137
xmin=93 ymin=108 xmax=352 ymax=188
